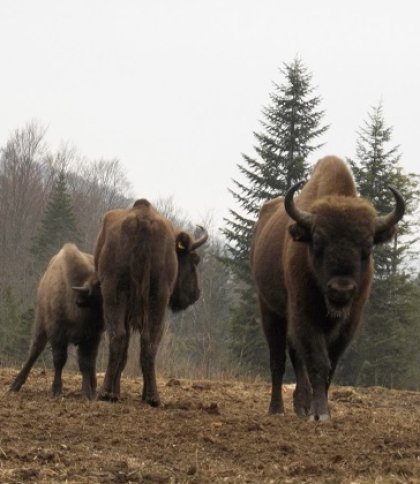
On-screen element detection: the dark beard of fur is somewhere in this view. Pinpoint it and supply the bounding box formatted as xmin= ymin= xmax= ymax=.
xmin=325 ymin=300 xmax=352 ymax=321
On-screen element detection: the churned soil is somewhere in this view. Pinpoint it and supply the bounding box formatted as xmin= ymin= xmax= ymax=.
xmin=0 ymin=367 xmax=419 ymax=483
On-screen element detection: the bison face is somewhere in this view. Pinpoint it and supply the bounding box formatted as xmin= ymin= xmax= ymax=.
xmin=290 ymin=212 xmax=377 ymax=319
xmin=306 ymin=230 xmax=373 ymax=319
xmin=169 ymin=229 xmax=207 ymax=312
xmin=285 ymin=181 xmax=405 ymax=320
xmin=72 ymin=279 xmax=102 ymax=309
xmin=170 ymin=251 xmax=201 ymax=312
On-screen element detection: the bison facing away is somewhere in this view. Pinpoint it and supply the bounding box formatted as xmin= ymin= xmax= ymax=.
xmin=95 ymin=198 xmax=208 ymax=406
xmin=10 ymin=243 xmax=104 ymax=399
xmin=251 ymin=156 xmax=405 ymax=421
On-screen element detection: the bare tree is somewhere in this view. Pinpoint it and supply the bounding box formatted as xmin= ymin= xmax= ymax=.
xmin=0 ymin=122 xmax=132 ymax=365
xmin=68 ymin=157 xmax=132 ymax=251
xmin=0 ymin=121 xmax=50 ymax=297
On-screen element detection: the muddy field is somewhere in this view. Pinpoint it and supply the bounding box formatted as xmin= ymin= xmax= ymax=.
xmin=0 ymin=368 xmax=419 ymax=483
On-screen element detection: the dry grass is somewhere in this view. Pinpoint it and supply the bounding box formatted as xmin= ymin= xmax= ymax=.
xmin=1 ymin=367 xmax=419 ymax=483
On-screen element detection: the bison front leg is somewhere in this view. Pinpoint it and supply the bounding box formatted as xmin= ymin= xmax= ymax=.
xmin=259 ymin=302 xmax=287 ymax=415
xmin=288 ymin=344 xmax=311 ymax=417
xmin=295 ymin=329 xmax=331 ymax=421
xmin=326 ymin=329 xmax=354 ymax=397
xmin=77 ymin=335 xmax=100 ymax=400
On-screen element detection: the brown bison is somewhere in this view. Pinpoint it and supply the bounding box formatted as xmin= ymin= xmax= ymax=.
xmin=251 ymin=156 xmax=405 ymax=420
xmin=94 ymin=198 xmax=208 ymax=405
xmin=10 ymin=243 xmax=104 ymax=399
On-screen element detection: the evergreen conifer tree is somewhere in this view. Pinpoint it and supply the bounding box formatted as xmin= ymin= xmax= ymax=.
xmin=337 ymin=102 xmax=420 ymax=388
xmin=223 ymin=58 xmax=328 ymax=372
xmin=31 ymin=170 xmax=80 ymax=270
xmin=349 ymin=102 xmax=419 ymax=275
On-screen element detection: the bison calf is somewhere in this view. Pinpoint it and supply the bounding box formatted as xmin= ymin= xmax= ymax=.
xmin=10 ymin=243 xmax=104 ymax=399
xmin=251 ymin=156 xmax=405 ymax=421
xmin=95 ymin=198 xmax=207 ymax=406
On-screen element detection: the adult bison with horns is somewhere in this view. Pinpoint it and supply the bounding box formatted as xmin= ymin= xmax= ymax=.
xmin=251 ymin=156 xmax=405 ymax=421
xmin=95 ymin=198 xmax=208 ymax=406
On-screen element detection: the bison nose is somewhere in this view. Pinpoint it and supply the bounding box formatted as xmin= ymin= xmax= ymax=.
xmin=327 ymin=277 xmax=357 ymax=305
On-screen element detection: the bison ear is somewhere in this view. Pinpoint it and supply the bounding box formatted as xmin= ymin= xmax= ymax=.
xmin=175 ymin=232 xmax=191 ymax=254
xmin=374 ymin=225 xmax=396 ymax=245
xmin=289 ymin=223 xmax=311 ymax=243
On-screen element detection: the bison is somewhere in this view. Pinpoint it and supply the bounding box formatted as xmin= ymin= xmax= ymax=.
xmin=10 ymin=243 xmax=104 ymax=399
xmin=251 ymin=156 xmax=405 ymax=421
xmin=94 ymin=198 xmax=208 ymax=405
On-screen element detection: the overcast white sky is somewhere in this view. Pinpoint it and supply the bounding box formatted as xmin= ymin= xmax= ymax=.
xmin=0 ymin=1 xmax=419 ymax=229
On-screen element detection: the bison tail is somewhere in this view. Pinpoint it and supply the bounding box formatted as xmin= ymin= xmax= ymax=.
xmin=121 ymin=216 xmax=152 ymax=331
xmin=131 ymin=220 xmax=152 ymax=332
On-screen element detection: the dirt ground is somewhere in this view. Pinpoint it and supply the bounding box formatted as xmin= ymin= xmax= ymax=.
xmin=0 ymin=368 xmax=419 ymax=483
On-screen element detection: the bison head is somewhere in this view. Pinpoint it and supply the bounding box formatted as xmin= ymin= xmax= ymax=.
xmin=169 ymin=226 xmax=208 ymax=312
xmin=72 ymin=276 xmax=102 ymax=309
xmin=285 ymin=181 xmax=405 ymax=319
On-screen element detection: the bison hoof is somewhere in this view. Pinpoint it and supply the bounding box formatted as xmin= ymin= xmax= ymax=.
xmin=98 ymin=391 xmax=120 ymax=402
xmin=51 ymin=386 xmax=62 ymax=397
xmin=9 ymin=383 xmax=21 ymax=393
xmin=145 ymin=397 xmax=161 ymax=407
xmin=293 ymin=389 xmax=311 ymax=417
xmin=83 ymin=391 xmax=96 ymax=401
xmin=294 ymin=406 xmax=309 ymax=417
xmin=268 ymin=404 xmax=285 ymax=416
xmin=308 ymin=413 xmax=331 ymax=422
xmin=268 ymin=410 xmax=285 ymax=416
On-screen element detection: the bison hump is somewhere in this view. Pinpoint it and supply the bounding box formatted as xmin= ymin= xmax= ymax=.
xmin=133 ymin=198 xmax=151 ymax=208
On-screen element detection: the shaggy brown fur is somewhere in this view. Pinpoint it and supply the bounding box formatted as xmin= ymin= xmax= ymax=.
xmin=251 ymin=156 xmax=405 ymax=420
xmin=10 ymin=243 xmax=103 ymax=399
xmin=95 ymin=199 xmax=207 ymax=406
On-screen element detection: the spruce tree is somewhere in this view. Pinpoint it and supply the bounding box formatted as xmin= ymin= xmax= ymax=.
xmin=349 ymin=102 xmax=419 ymax=275
xmin=223 ymin=58 xmax=328 ymax=372
xmin=31 ymin=170 xmax=80 ymax=270
xmin=337 ymin=102 xmax=420 ymax=388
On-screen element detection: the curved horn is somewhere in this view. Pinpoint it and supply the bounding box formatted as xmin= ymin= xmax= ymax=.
xmin=374 ymin=186 xmax=406 ymax=234
xmin=191 ymin=225 xmax=208 ymax=250
xmin=72 ymin=286 xmax=90 ymax=294
xmin=284 ymin=180 xmax=313 ymax=229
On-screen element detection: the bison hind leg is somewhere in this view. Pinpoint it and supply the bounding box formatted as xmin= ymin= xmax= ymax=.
xmin=139 ymin=298 xmax=166 ymax=408
xmin=51 ymin=340 xmax=68 ymax=397
xmin=259 ymin=302 xmax=287 ymax=415
xmin=9 ymin=329 xmax=48 ymax=393
xmin=141 ymin=361 xmax=162 ymax=407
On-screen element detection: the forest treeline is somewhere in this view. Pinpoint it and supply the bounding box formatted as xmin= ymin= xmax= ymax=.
xmin=1 ymin=58 xmax=419 ymax=390
xmin=0 ymin=121 xmax=234 ymax=380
